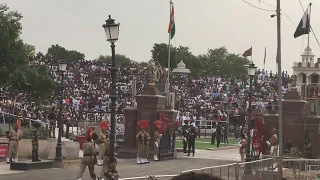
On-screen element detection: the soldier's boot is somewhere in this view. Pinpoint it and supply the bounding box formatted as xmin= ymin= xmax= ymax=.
xmin=6 ymin=157 xmax=9 ymax=164
xmin=14 ymin=158 xmax=18 ymax=162
xmin=97 ymin=160 xmax=102 ymax=166
xmin=141 ymin=158 xmax=146 ymax=164
xmin=137 ymin=157 xmax=142 ymax=164
xmin=153 ymin=155 xmax=159 ymax=161
xmin=145 ymin=158 xmax=149 ymax=163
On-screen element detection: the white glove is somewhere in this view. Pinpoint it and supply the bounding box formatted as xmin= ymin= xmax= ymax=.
xmin=155 ymin=142 xmax=159 ymax=148
xmin=183 ymin=138 xmax=187 ymax=142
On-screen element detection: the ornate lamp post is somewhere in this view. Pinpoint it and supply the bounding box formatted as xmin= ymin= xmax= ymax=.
xmin=244 ymin=61 xmax=257 ymax=174
xmin=102 ymin=15 xmax=120 ymax=163
xmin=54 ymin=61 xmax=67 ymax=162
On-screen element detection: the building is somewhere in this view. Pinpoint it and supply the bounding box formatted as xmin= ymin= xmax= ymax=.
xmin=292 ymin=46 xmax=320 ymax=115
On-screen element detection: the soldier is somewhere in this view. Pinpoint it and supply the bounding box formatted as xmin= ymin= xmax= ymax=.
xmin=99 ymin=122 xmax=110 ymax=180
xmin=7 ymin=123 xmax=22 ymax=164
xmin=77 ymin=127 xmax=97 ymax=180
xmin=153 ymin=120 xmax=163 ymax=161
xmin=97 ymin=121 xmax=109 ymax=166
xmin=136 ymin=120 xmax=150 ymax=164
xmin=269 ymin=128 xmax=278 ymax=157
xmin=182 ymin=121 xmax=189 ymax=153
xmin=187 ymin=126 xmax=197 ymax=157
xmin=103 ymin=158 xmax=118 ymax=180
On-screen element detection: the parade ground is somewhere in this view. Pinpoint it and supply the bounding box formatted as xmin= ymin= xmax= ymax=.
xmin=0 ymin=148 xmax=239 ymax=180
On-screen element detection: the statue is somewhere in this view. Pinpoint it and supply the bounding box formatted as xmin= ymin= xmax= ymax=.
xmin=147 ymin=62 xmax=157 ymax=87
xmin=291 ymin=75 xmax=297 ymax=87
xmin=31 ymin=122 xmax=41 ymax=162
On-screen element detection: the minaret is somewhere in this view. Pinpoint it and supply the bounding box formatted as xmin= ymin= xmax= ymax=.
xmin=292 ymin=46 xmax=316 ymax=97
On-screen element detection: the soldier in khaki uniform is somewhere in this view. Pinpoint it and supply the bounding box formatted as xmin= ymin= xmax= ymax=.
xmin=7 ymin=124 xmax=22 ymax=163
xmin=136 ymin=120 xmax=150 ymax=164
xmin=97 ymin=121 xmax=109 ymax=166
xmin=269 ymin=128 xmax=278 ymax=157
xmin=153 ymin=120 xmax=163 ymax=161
xmin=77 ymin=127 xmax=97 ymax=180
xmin=99 ymin=121 xmax=110 ymax=180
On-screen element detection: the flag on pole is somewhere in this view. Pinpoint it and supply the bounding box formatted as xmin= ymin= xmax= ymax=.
xmin=168 ymin=3 xmax=175 ymax=39
xmin=242 ymin=47 xmax=252 ymax=57
xmin=263 ymin=47 xmax=266 ymax=65
xmin=294 ymin=8 xmax=310 ymax=38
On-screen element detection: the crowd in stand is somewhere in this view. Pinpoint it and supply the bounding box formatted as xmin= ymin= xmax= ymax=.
xmin=0 ymin=56 xmax=292 ymax=133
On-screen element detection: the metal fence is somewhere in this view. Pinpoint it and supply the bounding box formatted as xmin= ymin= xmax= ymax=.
xmin=119 ymin=158 xmax=320 ymax=180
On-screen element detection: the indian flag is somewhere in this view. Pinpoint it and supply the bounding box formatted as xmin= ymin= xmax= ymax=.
xmin=168 ymin=3 xmax=175 ymax=39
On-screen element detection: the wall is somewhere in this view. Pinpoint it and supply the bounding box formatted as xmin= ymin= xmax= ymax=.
xmin=18 ymin=138 xmax=80 ymax=160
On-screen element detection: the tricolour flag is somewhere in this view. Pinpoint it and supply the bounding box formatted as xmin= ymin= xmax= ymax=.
xmin=294 ymin=8 xmax=310 ymax=38
xmin=168 ymin=3 xmax=175 ymax=39
xmin=242 ymin=47 xmax=252 ymax=57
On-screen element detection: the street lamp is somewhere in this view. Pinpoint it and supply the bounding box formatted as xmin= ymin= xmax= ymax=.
xmin=54 ymin=60 xmax=67 ymax=162
xmin=102 ymin=15 xmax=120 ymax=164
xmin=244 ymin=61 xmax=257 ymax=174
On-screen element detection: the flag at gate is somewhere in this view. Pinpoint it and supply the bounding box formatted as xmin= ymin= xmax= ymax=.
xmin=294 ymin=8 xmax=310 ymax=38
xmin=242 ymin=47 xmax=252 ymax=57
xmin=168 ymin=3 xmax=175 ymax=39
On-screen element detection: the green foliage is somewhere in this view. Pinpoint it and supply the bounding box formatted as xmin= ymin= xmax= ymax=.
xmin=8 ymin=64 xmax=56 ymax=103
xmin=46 ymin=44 xmax=85 ymax=62
xmin=0 ymin=4 xmax=30 ymax=85
xmin=0 ymin=4 xmax=56 ymax=103
xmin=151 ymin=43 xmax=249 ymax=78
xmin=96 ymin=54 xmax=132 ymax=65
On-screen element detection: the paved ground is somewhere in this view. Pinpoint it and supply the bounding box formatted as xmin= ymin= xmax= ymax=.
xmin=0 ymin=149 xmax=240 ymax=180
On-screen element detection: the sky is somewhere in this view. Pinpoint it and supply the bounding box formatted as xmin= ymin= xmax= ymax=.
xmin=2 ymin=0 xmax=320 ymax=74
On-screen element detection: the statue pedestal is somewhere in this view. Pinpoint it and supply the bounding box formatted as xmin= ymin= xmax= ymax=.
xmin=119 ymin=87 xmax=177 ymax=160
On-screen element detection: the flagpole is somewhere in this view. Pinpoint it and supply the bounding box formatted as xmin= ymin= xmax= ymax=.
xmin=304 ymin=3 xmax=311 ymax=101
xmin=166 ymin=0 xmax=172 ymax=96
xmin=276 ymin=0 xmax=283 ymax=178
xmin=251 ymin=47 xmax=253 ymax=63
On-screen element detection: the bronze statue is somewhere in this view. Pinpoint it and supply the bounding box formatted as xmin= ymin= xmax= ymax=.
xmin=290 ymin=75 xmax=297 ymax=87
xmin=32 ymin=129 xmax=41 ymax=162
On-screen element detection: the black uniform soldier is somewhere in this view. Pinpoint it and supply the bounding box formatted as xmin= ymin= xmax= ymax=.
xmin=216 ymin=125 xmax=222 ymax=148
xmin=187 ymin=126 xmax=197 ymax=157
xmin=182 ymin=120 xmax=189 ymax=153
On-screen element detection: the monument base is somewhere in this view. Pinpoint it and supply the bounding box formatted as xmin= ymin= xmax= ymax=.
xmin=10 ymin=160 xmax=54 ymax=171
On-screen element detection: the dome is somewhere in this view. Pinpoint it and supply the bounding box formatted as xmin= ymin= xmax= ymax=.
xmin=177 ymin=60 xmax=186 ymax=69
xmin=302 ymin=46 xmax=314 ymax=56
xmin=172 ymin=60 xmax=190 ymax=74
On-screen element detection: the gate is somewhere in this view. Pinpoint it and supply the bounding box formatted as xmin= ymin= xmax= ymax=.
xmin=159 ymin=130 xmax=175 ymax=160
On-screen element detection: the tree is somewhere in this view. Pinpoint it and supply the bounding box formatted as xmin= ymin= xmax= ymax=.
xmin=201 ymin=47 xmax=249 ymax=78
xmin=96 ymin=54 xmax=132 ymax=65
xmin=46 ymin=44 xmax=85 ymax=62
xmin=151 ymin=43 xmax=249 ymax=78
xmin=8 ymin=64 xmax=56 ymax=103
xmin=0 ymin=4 xmax=29 ymax=85
xmin=0 ymin=4 xmax=56 ymax=102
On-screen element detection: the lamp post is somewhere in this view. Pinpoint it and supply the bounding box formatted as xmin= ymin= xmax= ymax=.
xmin=54 ymin=61 xmax=67 ymax=162
xmin=103 ymin=15 xmax=120 ymax=163
xmin=244 ymin=61 xmax=257 ymax=174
